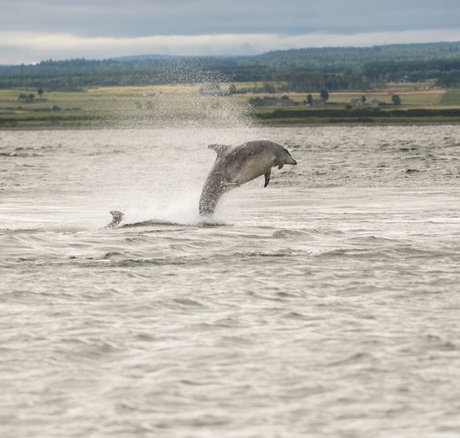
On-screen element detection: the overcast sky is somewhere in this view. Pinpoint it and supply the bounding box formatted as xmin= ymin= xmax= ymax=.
xmin=1 ymin=0 xmax=459 ymax=65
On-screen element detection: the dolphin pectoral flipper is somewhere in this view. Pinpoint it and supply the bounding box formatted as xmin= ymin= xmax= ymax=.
xmin=264 ymin=169 xmax=271 ymax=187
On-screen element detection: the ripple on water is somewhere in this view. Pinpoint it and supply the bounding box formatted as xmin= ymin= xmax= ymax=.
xmin=1 ymin=126 xmax=460 ymax=438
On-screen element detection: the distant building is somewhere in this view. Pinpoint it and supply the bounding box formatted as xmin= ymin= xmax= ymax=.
xmin=350 ymin=98 xmax=364 ymax=106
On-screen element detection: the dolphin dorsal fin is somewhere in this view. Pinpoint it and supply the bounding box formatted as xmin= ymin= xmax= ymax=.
xmin=208 ymin=144 xmax=231 ymax=158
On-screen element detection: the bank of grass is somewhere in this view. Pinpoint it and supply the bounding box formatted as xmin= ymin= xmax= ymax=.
xmin=257 ymin=113 xmax=460 ymax=126
xmin=1 ymin=84 xmax=459 ymax=128
xmin=254 ymin=106 xmax=460 ymax=125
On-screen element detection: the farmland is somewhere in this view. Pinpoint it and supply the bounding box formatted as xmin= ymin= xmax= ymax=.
xmin=1 ymin=82 xmax=460 ymax=128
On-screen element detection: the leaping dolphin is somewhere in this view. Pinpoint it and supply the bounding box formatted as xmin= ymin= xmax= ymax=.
xmin=199 ymin=140 xmax=297 ymax=216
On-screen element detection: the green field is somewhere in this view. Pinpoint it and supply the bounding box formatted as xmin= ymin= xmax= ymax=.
xmin=1 ymin=84 xmax=460 ymax=128
xmin=439 ymin=90 xmax=460 ymax=106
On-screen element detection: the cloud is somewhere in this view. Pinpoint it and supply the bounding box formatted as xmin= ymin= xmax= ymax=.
xmin=1 ymin=29 xmax=459 ymax=65
xmin=1 ymin=0 xmax=460 ymax=64
xmin=3 ymin=0 xmax=460 ymax=36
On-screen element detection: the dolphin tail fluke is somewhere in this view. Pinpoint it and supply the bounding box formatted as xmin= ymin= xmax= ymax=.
xmin=105 ymin=210 xmax=124 ymax=229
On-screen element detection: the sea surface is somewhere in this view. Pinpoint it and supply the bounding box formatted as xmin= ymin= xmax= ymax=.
xmin=1 ymin=125 xmax=460 ymax=437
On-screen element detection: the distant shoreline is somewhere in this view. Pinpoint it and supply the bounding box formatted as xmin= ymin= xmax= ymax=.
xmin=2 ymin=120 xmax=460 ymax=131
xmin=2 ymin=83 xmax=460 ymax=129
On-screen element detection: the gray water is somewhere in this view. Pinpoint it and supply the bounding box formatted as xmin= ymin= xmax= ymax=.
xmin=1 ymin=125 xmax=460 ymax=438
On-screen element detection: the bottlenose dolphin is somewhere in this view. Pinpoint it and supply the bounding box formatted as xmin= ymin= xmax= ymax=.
xmin=199 ymin=140 xmax=297 ymax=216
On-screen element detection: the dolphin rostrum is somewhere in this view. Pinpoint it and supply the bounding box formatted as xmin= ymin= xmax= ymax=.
xmin=199 ymin=140 xmax=297 ymax=216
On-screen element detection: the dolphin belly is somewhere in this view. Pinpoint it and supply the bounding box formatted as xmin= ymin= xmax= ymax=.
xmin=229 ymin=155 xmax=274 ymax=186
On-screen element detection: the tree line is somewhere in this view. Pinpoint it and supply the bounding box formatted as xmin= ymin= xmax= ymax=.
xmin=0 ymin=42 xmax=459 ymax=91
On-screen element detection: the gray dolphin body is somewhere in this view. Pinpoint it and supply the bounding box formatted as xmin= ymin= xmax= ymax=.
xmin=199 ymin=140 xmax=297 ymax=216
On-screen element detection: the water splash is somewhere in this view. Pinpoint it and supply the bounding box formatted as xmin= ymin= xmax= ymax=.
xmin=95 ymin=62 xmax=260 ymax=223
xmin=116 ymin=189 xmax=232 ymax=227
xmin=105 ymin=60 xmax=254 ymax=129
xmin=123 ymin=191 xmax=202 ymax=226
